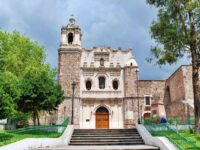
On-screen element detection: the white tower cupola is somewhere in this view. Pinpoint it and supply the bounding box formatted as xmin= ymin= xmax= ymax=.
xmin=60 ymin=15 xmax=82 ymax=49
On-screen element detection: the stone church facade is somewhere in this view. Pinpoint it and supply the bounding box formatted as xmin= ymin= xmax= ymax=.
xmin=56 ymin=17 xmax=194 ymax=129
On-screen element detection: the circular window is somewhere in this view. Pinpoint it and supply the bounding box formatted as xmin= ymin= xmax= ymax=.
xmin=86 ymin=80 xmax=92 ymax=90
xmin=113 ymin=80 xmax=118 ymax=90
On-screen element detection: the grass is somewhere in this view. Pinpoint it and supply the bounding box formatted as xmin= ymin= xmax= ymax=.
xmin=179 ymin=130 xmax=200 ymax=148
xmin=151 ymin=130 xmax=200 ymax=150
xmin=0 ymin=129 xmax=62 ymax=147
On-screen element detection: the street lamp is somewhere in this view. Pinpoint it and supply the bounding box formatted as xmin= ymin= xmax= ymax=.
xmin=71 ymin=81 xmax=76 ymax=124
xmin=135 ymin=68 xmax=140 ymax=124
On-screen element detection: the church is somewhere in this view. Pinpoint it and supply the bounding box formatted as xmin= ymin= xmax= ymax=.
xmin=57 ymin=16 xmax=194 ymax=129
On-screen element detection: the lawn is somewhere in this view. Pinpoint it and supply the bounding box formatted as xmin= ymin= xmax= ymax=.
xmin=150 ymin=129 xmax=200 ymax=150
xmin=0 ymin=129 xmax=62 ymax=147
xmin=179 ymin=130 xmax=200 ymax=148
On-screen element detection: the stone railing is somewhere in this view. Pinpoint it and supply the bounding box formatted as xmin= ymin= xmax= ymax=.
xmin=81 ymin=90 xmax=123 ymax=99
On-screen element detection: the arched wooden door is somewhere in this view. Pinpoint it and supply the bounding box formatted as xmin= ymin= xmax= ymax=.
xmin=96 ymin=107 xmax=109 ymax=129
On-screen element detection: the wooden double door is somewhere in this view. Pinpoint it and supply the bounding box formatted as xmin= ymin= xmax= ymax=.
xmin=95 ymin=107 xmax=109 ymax=129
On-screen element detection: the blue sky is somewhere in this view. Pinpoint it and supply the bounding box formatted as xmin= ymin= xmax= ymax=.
xmin=0 ymin=0 xmax=190 ymax=79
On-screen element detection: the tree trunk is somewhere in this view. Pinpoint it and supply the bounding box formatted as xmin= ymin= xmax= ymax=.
xmin=33 ymin=112 xmax=36 ymax=126
xmin=36 ymin=111 xmax=40 ymax=125
xmin=189 ymin=11 xmax=200 ymax=133
xmin=191 ymin=53 xmax=200 ymax=133
xmin=191 ymin=52 xmax=200 ymax=133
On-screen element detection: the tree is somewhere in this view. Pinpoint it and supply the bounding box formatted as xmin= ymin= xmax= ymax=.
xmin=0 ymin=30 xmax=47 ymax=120
xmin=0 ymin=72 xmax=19 ymax=119
xmin=146 ymin=0 xmax=200 ymax=132
xmin=0 ymin=30 xmax=46 ymax=76
xmin=18 ymin=69 xmax=65 ymax=125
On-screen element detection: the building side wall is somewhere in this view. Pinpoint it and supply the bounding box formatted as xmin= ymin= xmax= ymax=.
xmin=138 ymin=80 xmax=165 ymax=102
xmin=165 ymin=67 xmax=185 ymax=102
xmin=182 ymin=66 xmax=193 ymax=100
xmin=164 ymin=66 xmax=195 ymax=122
xmin=138 ymin=80 xmax=166 ymax=117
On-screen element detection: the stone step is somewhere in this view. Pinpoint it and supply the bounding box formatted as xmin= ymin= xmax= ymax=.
xmin=32 ymin=128 xmax=159 ymax=150
xmin=74 ymin=129 xmax=138 ymax=132
xmin=70 ymin=128 xmax=145 ymax=146
xmin=70 ymin=139 xmax=144 ymax=142
xmin=32 ymin=145 xmax=160 ymax=150
xmin=74 ymin=128 xmax=137 ymax=131
xmin=73 ymin=131 xmax=139 ymax=134
xmin=71 ymin=136 xmax=142 ymax=140
xmin=72 ymin=134 xmax=140 ymax=137
xmin=73 ymin=132 xmax=138 ymax=134
xmin=69 ymin=141 xmax=145 ymax=146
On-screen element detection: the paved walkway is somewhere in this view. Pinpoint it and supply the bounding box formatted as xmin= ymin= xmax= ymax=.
xmin=32 ymin=145 xmax=159 ymax=150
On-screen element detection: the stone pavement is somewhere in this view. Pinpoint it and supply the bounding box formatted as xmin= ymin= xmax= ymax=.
xmin=32 ymin=145 xmax=159 ymax=150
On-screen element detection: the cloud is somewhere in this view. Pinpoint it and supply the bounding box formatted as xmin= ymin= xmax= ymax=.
xmin=0 ymin=0 xmax=190 ymax=79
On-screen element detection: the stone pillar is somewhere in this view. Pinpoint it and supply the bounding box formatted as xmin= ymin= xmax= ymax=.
xmin=123 ymin=66 xmax=138 ymax=128
xmin=57 ymin=49 xmax=81 ymax=127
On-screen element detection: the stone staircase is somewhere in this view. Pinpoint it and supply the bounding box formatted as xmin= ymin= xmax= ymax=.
xmin=32 ymin=128 xmax=160 ymax=150
xmin=69 ymin=128 xmax=144 ymax=146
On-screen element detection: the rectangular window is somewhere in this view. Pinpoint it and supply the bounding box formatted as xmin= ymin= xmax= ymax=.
xmin=152 ymin=110 xmax=157 ymax=115
xmin=145 ymin=96 xmax=151 ymax=106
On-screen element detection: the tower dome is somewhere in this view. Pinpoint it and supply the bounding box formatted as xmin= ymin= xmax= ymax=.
xmin=69 ymin=14 xmax=75 ymax=25
xmin=126 ymin=57 xmax=138 ymax=67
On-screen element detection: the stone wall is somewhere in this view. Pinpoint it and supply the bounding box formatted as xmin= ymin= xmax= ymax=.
xmin=165 ymin=67 xmax=185 ymax=103
xmin=123 ymin=98 xmax=141 ymax=127
xmin=138 ymin=80 xmax=165 ymax=102
xmin=124 ymin=67 xmax=137 ymax=97
xmin=164 ymin=65 xmax=194 ymax=122
xmin=29 ymin=111 xmax=57 ymax=125
xmin=182 ymin=66 xmax=193 ymax=100
xmin=123 ymin=66 xmax=138 ymax=127
xmin=138 ymin=80 xmax=166 ymax=117
xmin=57 ymin=49 xmax=81 ymax=126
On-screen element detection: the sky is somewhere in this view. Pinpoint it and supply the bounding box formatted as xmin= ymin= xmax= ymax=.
xmin=0 ymin=0 xmax=190 ymax=80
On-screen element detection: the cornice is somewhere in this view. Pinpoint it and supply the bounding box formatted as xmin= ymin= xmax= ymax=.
xmin=81 ymin=67 xmax=122 ymax=72
xmin=58 ymin=47 xmax=81 ymax=53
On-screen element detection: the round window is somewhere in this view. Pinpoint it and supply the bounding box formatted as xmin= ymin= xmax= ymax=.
xmin=86 ymin=80 xmax=92 ymax=90
xmin=113 ymin=80 xmax=118 ymax=90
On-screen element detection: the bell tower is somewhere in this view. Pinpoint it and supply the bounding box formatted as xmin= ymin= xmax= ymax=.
xmin=58 ymin=16 xmax=81 ymax=127
xmin=60 ymin=15 xmax=82 ymax=49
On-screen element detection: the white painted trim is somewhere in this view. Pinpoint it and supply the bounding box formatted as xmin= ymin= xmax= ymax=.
xmin=144 ymin=95 xmax=152 ymax=106
xmin=136 ymin=124 xmax=178 ymax=150
xmin=0 ymin=125 xmax=74 ymax=150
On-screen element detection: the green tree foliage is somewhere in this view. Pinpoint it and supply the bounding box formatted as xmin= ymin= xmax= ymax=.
xmin=0 ymin=30 xmax=65 ymax=125
xmin=146 ymin=0 xmax=200 ymax=131
xmin=0 ymin=30 xmax=45 ymax=76
xmin=0 ymin=72 xmax=19 ymax=119
xmin=18 ymin=69 xmax=65 ymax=125
xmin=0 ymin=30 xmax=47 ymax=120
